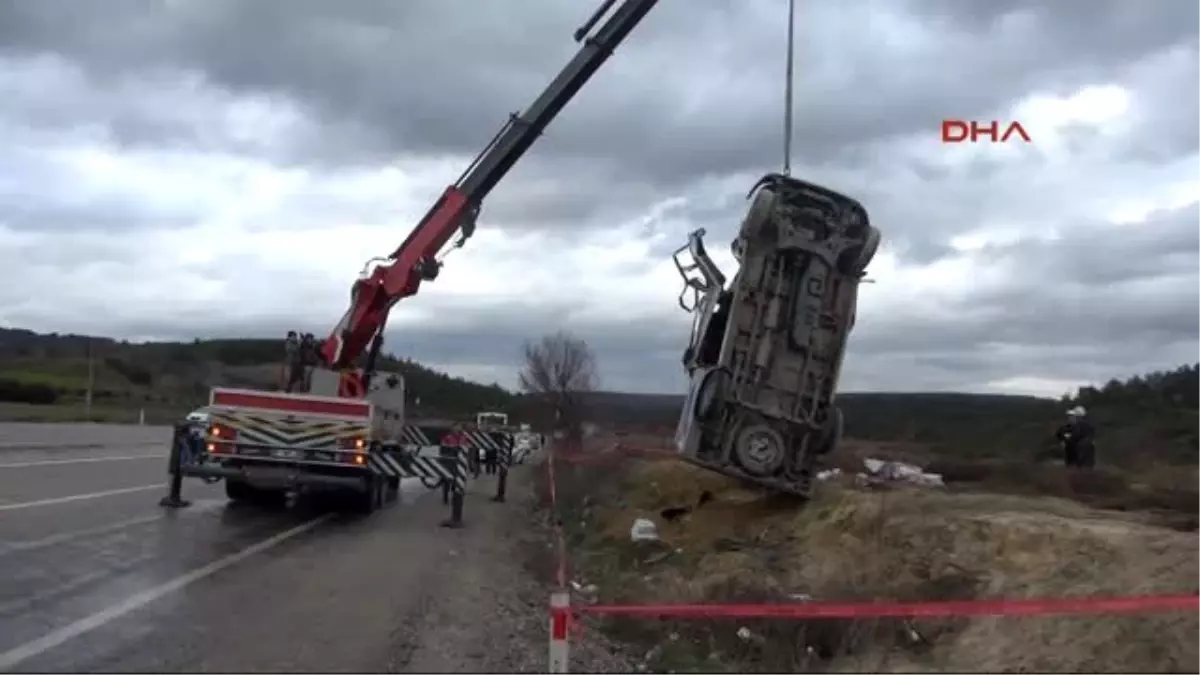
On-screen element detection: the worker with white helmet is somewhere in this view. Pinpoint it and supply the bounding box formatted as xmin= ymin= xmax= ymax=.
xmin=1055 ymin=405 xmax=1096 ymax=468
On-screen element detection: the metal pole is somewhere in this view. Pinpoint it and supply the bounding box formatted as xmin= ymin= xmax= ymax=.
xmin=492 ymin=436 xmax=512 ymax=503
xmin=782 ymin=0 xmax=796 ymax=176
xmin=84 ymin=339 xmax=94 ymax=422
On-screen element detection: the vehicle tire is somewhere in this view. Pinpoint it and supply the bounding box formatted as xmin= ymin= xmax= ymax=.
xmin=837 ymin=226 xmax=881 ymax=276
xmin=732 ymin=422 xmax=787 ymax=477
xmin=693 ymin=367 xmax=728 ymax=423
xmin=815 ymin=407 xmax=843 ymax=455
xmin=741 ymin=187 xmax=778 ymax=239
xmin=351 ymin=479 xmax=378 ymax=515
xmin=251 ymin=488 xmax=288 ymax=510
xmin=225 ymin=479 xmax=255 ymax=502
xmin=387 ymin=477 xmax=400 ymax=503
xmin=373 ymin=477 xmax=387 ymax=510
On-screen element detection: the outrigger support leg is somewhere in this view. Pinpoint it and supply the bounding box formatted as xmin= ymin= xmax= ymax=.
xmin=159 ymin=423 xmax=192 ymax=509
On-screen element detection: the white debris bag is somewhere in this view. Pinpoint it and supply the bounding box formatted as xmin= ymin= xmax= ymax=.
xmin=862 ymin=458 xmax=944 ymax=487
xmin=629 ymin=517 xmax=660 ymax=542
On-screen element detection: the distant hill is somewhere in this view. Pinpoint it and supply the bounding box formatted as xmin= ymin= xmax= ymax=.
xmin=582 ymin=367 xmax=1198 ymax=468
xmin=581 ymin=389 xmax=1059 ymax=447
xmin=0 ymin=327 xmax=518 ymax=422
xmin=0 ymin=327 xmax=1194 ymax=466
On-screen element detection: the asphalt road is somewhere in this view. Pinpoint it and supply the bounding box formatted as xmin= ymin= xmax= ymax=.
xmin=0 ymin=424 xmax=171 ymax=450
xmin=0 ymin=441 xmax=462 ymax=673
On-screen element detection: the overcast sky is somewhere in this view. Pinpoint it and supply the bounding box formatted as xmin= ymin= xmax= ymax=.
xmin=0 ymin=0 xmax=1197 ymax=397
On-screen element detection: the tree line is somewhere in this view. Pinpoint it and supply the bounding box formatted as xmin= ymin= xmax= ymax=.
xmin=1068 ymin=363 xmax=1198 ymax=410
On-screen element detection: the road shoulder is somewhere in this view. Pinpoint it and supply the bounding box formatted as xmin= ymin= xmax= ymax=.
xmin=396 ymin=466 xmax=635 ymax=673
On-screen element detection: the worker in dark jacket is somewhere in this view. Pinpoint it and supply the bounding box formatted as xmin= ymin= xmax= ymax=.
xmin=283 ymin=331 xmax=303 ymax=392
xmin=1055 ymin=406 xmax=1096 ymax=468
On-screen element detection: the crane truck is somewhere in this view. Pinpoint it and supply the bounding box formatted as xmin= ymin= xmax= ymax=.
xmin=175 ymin=0 xmax=662 ymax=513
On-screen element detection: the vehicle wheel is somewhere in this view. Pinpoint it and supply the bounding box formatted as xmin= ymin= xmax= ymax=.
xmin=732 ymin=422 xmax=786 ymax=477
xmin=373 ymin=478 xmax=387 ymax=510
xmin=251 ymin=488 xmax=288 ymax=510
xmin=741 ymin=187 xmax=778 ymax=239
xmin=351 ymin=480 xmax=378 ymax=515
xmin=386 ymin=477 xmax=400 ymax=503
xmin=837 ymin=226 xmax=881 ymax=276
xmin=693 ymin=367 xmax=728 ymax=423
xmin=225 ymin=480 xmax=255 ymax=502
xmin=815 ymin=407 xmax=843 ymax=455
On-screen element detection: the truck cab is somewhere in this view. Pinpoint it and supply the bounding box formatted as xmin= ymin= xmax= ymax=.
xmin=671 ymin=173 xmax=880 ymax=497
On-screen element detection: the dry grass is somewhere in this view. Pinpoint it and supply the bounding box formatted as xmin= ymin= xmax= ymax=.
xmin=543 ymin=456 xmax=1199 ymax=673
xmin=0 ymin=401 xmax=190 ymax=424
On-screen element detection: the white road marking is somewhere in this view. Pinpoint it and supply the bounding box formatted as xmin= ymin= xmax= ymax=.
xmin=0 ymin=454 xmax=167 ymax=469
xmin=0 ymin=514 xmax=163 ymax=555
xmin=0 ymin=514 xmax=332 ymax=671
xmin=0 ymin=485 xmax=162 ymax=512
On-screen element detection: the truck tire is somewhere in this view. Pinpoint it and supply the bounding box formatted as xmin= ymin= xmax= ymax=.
xmin=351 ymin=477 xmax=382 ymax=515
xmin=225 ymin=480 xmax=255 ymax=502
xmin=253 ymin=488 xmax=288 ymax=510
xmin=225 ymin=481 xmax=286 ymax=509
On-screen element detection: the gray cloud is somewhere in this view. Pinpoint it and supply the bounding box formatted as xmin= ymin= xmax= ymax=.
xmin=3 ymin=0 xmax=1196 ymax=178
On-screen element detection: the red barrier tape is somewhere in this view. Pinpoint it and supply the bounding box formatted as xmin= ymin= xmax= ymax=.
xmin=574 ymin=594 xmax=1200 ymax=620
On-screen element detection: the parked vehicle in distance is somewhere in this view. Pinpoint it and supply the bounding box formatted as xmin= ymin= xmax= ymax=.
xmin=671 ymin=172 xmax=880 ymax=498
xmin=185 ymin=408 xmax=210 ymax=425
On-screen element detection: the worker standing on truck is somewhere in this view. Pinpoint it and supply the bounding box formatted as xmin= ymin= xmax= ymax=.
xmin=283 ymin=331 xmax=303 ymax=393
xmin=1055 ymin=406 xmax=1096 ymax=468
xmin=299 ymin=333 xmax=317 ymax=391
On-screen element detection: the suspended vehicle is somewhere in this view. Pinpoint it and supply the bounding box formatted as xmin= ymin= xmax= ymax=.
xmin=671 ymin=172 xmax=881 ymax=498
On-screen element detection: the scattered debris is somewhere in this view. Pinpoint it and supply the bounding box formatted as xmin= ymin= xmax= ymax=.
xmin=816 ymin=468 xmax=843 ymax=481
xmin=643 ymin=549 xmax=675 ymax=565
xmin=630 ymin=517 xmax=660 ymax=542
xmin=862 ymin=457 xmax=945 ymax=487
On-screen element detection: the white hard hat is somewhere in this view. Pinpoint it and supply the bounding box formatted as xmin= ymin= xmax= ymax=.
xmin=1067 ymin=406 xmax=1087 ymax=417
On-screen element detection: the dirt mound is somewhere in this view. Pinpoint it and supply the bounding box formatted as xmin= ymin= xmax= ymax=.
xmin=555 ymin=459 xmax=1198 ymax=673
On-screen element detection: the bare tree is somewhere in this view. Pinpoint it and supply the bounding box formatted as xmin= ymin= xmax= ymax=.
xmin=518 ymin=330 xmax=598 ymax=440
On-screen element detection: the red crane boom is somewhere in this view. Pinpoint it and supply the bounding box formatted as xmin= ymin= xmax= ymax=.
xmin=318 ymin=0 xmax=659 ymax=395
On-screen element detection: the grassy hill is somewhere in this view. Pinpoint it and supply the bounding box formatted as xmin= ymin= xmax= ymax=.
xmin=0 ymin=327 xmax=1194 ymax=468
xmin=0 ymin=328 xmax=519 ymax=424
xmin=579 ymin=371 xmax=1197 ymax=469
